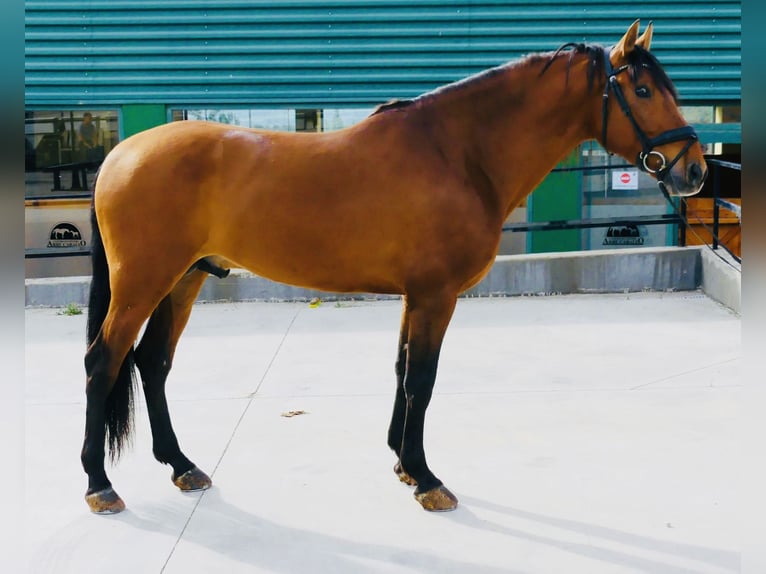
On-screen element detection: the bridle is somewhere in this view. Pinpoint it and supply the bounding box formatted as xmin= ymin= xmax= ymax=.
xmin=601 ymin=47 xmax=698 ymax=182
xmin=598 ymin=46 xmax=736 ymax=270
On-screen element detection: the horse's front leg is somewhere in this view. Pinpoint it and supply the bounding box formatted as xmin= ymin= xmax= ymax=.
xmin=395 ymin=292 xmax=458 ymax=511
xmin=387 ymin=298 xmax=418 ymax=486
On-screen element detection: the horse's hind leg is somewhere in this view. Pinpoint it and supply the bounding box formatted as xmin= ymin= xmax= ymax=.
xmin=82 ymin=299 xmax=165 ymax=514
xmin=134 ymin=269 xmax=212 ymax=492
xmin=395 ymin=291 xmax=459 ymax=511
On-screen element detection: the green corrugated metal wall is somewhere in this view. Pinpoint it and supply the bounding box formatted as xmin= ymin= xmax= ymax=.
xmin=25 ymin=0 xmax=740 ymax=108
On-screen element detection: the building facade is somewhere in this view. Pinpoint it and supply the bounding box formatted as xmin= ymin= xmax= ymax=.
xmin=25 ymin=0 xmax=741 ymax=276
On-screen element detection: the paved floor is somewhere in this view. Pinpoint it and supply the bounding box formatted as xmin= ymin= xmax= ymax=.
xmin=25 ymin=292 xmax=741 ymax=574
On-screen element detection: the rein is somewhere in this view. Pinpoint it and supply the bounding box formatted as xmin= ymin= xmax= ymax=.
xmin=600 ymin=47 xmax=698 ymax=182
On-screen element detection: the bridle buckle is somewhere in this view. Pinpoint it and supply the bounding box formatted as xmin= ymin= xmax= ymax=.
xmin=639 ymin=150 xmax=667 ymax=174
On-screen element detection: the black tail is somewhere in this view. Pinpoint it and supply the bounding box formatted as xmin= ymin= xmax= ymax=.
xmin=87 ymin=197 xmax=136 ymax=462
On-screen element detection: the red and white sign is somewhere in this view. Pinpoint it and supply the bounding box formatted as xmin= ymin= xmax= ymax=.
xmin=612 ymin=168 xmax=639 ymax=190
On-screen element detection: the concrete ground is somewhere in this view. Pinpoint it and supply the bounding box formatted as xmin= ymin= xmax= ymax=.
xmin=25 ymin=292 xmax=741 ymax=574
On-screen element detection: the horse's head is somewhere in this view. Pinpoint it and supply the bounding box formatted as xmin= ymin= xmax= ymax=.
xmin=601 ymin=20 xmax=707 ymax=197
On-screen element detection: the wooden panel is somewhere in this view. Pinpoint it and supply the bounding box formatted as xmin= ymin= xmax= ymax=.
xmin=683 ymin=197 xmax=741 ymax=257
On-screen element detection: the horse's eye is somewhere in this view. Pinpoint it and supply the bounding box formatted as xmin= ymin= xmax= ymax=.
xmin=635 ymin=85 xmax=651 ymax=98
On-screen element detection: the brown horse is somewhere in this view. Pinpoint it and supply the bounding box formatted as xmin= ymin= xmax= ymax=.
xmin=81 ymin=21 xmax=707 ymax=514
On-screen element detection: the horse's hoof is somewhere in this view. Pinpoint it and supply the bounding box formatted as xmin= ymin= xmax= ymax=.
xmin=85 ymin=487 xmax=126 ymax=514
xmin=414 ymin=485 xmax=459 ymax=512
xmin=394 ymin=461 xmax=417 ymax=486
xmin=173 ymin=466 xmax=212 ymax=492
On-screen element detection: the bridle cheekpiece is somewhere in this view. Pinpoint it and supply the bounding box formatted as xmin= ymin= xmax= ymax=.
xmin=600 ymin=46 xmax=698 ymax=182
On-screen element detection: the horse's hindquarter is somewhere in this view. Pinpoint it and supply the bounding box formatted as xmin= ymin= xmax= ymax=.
xmin=97 ymin=120 xmax=502 ymax=295
xmin=93 ymin=124 xmax=218 ymax=286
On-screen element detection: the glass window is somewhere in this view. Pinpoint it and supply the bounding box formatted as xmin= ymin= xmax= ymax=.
xmin=25 ymin=110 xmax=119 ymax=197
xmin=679 ymin=105 xmax=715 ymax=124
xmin=717 ymin=104 xmax=740 ymax=123
xmin=170 ymin=107 xmax=374 ymax=133
xmin=322 ymin=108 xmax=374 ymax=131
xmin=171 ymin=108 xmax=293 ymax=130
xmin=681 ymin=104 xmax=741 ymax=155
xmin=295 ymin=109 xmax=322 ymax=132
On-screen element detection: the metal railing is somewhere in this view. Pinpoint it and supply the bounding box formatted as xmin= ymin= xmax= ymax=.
xmin=25 ymin=247 xmax=91 ymax=259
xmin=708 ymin=158 xmax=741 ymax=257
xmin=677 ymin=158 xmax=741 ymax=264
xmin=503 ymin=162 xmax=682 ymax=237
xmin=503 ymin=159 xmax=741 ymax=266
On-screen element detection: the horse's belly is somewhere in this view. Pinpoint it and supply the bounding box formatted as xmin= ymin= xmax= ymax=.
xmin=216 ymin=238 xmax=407 ymax=295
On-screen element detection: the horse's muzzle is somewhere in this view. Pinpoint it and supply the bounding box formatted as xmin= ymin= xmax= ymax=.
xmin=659 ymin=160 xmax=707 ymax=197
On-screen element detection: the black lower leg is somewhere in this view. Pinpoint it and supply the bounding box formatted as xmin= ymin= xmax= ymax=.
xmin=144 ymin=377 xmax=195 ymax=478
xmin=395 ymin=294 xmax=455 ymax=497
xmin=399 ymin=356 xmax=442 ymax=494
xmin=81 ymin=343 xmax=113 ymax=494
xmin=135 ymin=306 xmax=195 ymax=479
xmin=81 ymin=402 xmax=111 ymax=494
xmin=387 ymin=339 xmax=408 ymax=455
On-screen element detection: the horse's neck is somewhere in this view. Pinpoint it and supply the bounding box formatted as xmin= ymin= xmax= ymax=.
xmin=433 ymin=57 xmax=598 ymax=219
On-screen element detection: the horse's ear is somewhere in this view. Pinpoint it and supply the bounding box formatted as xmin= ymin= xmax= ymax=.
xmin=636 ymin=21 xmax=654 ymax=51
xmin=611 ymin=19 xmax=641 ymax=61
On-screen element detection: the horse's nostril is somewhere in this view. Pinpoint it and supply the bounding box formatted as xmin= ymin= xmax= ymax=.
xmin=688 ymin=162 xmax=704 ymax=186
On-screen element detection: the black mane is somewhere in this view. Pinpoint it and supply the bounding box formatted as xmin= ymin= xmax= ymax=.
xmin=371 ymin=98 xmax=415 ymax=115
xmin=370 ymin=41 xmax=679 ymax=118
xmin=540 ymin=42 xmax=679 ymax=101
xmin=369 ymin=62 xmax=523 ymax=116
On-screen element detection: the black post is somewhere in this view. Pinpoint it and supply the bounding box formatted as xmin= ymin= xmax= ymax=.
xmin=712 ymin=163 xmax=721 ymax=251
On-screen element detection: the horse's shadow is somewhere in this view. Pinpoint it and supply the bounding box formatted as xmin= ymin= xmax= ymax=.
xmin=119 ymin=487 xmax=520 ymax=574
xmin=450 ymin=495 xmax=739 ymax=574
xmin=116 ymin=487 xmax=739 ymax=574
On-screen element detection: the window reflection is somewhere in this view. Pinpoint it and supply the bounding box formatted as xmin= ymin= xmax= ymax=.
xmin=25 ymin=110 xmax=119 ymax=197
xmin=170 ymin=107 xmax=374 ymax=133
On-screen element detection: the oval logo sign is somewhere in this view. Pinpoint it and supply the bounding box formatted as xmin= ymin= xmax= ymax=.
xmin=47 ymin=222 xmax=86 ymax=248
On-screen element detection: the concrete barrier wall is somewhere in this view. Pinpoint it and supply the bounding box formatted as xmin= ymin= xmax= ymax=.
xmin=463 ymin=247 xmax=701 ymax=297
xmin=26 ymin=246 xmax=735 ymax=311
xmin=699 ymin=247 xmax=741 ymax=314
